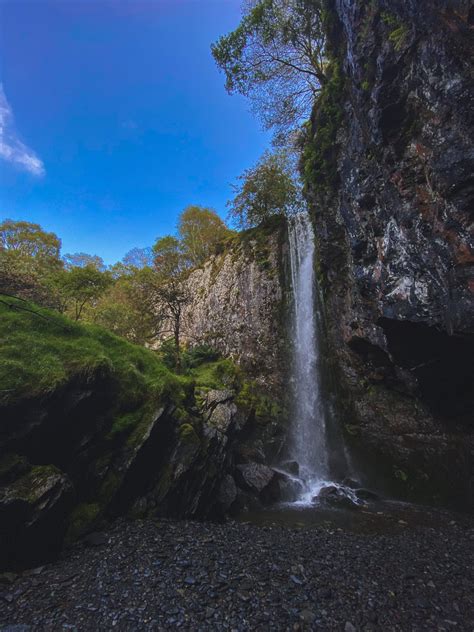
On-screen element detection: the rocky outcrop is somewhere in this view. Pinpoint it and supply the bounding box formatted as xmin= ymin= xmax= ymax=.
xmin=180 ymin=217 xmax=289 ymax=395
xmin=0 ymin=460 xmax=73 ymax=568
xmin=304 ymin=0 xmax=474 ymax=508
xmin=0 ymin=370 xmax=246 ymax=568
xmin=0 ymin=368 xmax=292 ymax=569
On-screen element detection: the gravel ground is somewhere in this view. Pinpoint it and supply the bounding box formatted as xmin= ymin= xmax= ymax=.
xmin=1 ymin=512 xmax=473 ymax=631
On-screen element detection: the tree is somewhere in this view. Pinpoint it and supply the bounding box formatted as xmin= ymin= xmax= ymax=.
xmin=122 ymin=247 xmax=153 ymax=270
xmin=93 ymin=271 xmax=158 ymax=345
xmin=152 ymin=236 xmax=186 ymax=279
xmin=63 ymin=252 xmax=106 ymax=271
xmin=151 ymin=236 xmax=191 ymax=370
xmin=227 ymin=150 xmax=301 ymax=228
xmin=211 ymin=0 xmax=326 ymax=140
xmin=54 ymin=265 xmax=112 ymax=321
xmin=178 ymin=205 xmax=230 ymax=267
xmin=0 ymin=219 xmax=63 ymax=306
xmin=0 ymin=219 xmax=61 ymax=260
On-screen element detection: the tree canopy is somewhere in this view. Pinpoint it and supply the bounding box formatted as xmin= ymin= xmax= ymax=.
xmin=211 ymin=0 xmax=326 ymax=141
xmin=227 ymin=150 xmax=302 ymax=228
xmin=63 ymin=252 xmax=106 ymax=271
xmin=0 ymin=219 xmax=61 ymax=260
xmin=178 ymin=206 xmax=230 ymax=267
xmin=53 ymin=265 xmax=112 ymax=321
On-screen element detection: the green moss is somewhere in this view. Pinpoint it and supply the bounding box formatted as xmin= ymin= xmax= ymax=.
xmin=302 ymin=59 xmax=345 ymax=197
xmin=66 ymin=502 xmax=100 ymax=541
xmin=382 ymin=11 xmax=409 ymax=51
xmin=190 ymin=358 xmax=240 ymax=391
xmin=394 ymin=468 xmax=408 ymax=483
xmin=179 ymin=423 xmax=200 ymax=445
xmin=98 ymin=470 xmax=121 ymax=504
xmin=236 ymin=379 xmax=283 ymax=424
xmin=8 ymin=464 xmax=62 ymax=503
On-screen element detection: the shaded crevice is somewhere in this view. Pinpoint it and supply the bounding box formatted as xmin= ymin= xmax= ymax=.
xmin=378 ymin=317 xmax=474 ymax=423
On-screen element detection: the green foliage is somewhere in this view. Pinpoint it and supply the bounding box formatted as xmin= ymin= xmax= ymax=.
xmin=0 ymin=296 xmax=183 ymax=411
xmin=0 ymin=219 xmax=63 ymax=307
xmin=382 ymin=11 xmax=409 ymax=51
xmin=212 ymin=0 xmax=327 ymax=138
xmin=91 ymin=271 xmax=160 ymax=345
xmin=190 ymin=358 xmax=241 ymax=390
xmin=0 ymin=219 xmax=61 ymax=260
xmin=152 ymin=235 xmax=185 ymax=280
xmin=184 ymin=344 xmax=221 ymax=368
xmin=52 ymin=265 xmax=113 ymax=321
xmin=160 ymin=342 xmax=221 ymax=372
xmin=227 ymin=150 xmax=302 ymax=229
xmin=178 ymin=206 xmax=231 ymax=267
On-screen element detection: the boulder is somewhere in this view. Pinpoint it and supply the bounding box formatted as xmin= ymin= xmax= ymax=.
xmin=235 ymin=462 xmax=275 ymax=494
xmin=235 ymin=462 xmax=280 ymax=504
xmin=274 ymin=470 xmax=303 ymax=502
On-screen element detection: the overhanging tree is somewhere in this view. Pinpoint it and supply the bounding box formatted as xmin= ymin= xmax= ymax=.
xmin=211 ymin=0 xmax=326 ymax=141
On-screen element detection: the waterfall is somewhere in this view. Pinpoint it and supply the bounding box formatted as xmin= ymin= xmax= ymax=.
xmin=285 ymin=211 xmax=353 ymax=505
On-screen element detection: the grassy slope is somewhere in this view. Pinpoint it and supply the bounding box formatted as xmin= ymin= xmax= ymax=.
xmin=0 ymin=297 xmax=184 ymax=413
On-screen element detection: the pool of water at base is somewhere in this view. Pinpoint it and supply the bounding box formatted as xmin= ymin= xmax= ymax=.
xmin=236 ymin=498 xmax=472 ymax=535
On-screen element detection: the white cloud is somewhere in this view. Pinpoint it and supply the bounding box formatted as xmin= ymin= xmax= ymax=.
xmin=0 ymin=84 xmax=45 ymax=177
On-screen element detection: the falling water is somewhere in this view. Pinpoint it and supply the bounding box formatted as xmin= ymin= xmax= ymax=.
xmin=285 ymin=212 xmax=355 ymax=505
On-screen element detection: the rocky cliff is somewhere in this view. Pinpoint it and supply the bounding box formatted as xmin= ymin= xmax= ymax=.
xmin=180 ymin=217 xmax=289 ymax=397
xmin=0 ymin=222 xmax=291 ymax=569
xmin=304 ymin=0 xmax=474 ymax=507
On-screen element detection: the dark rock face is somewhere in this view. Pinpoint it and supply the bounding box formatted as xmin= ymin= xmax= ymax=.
xmin=0 ymin=463 xmax=73 ymax=568
xmin=305 ymin=0 xmax=474 ymax=507
xmin=0 ymin=374 xmax=267 ymax=569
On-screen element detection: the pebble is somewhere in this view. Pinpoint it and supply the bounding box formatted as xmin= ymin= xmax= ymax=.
xmin=0 ymin=515 xmax=472 ymax=631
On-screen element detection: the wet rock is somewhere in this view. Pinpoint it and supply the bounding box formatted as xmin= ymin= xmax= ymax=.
xmin=305 ymin=0 xmax=474 ymax=509
xmin=355 ymin=488 xmax=380 ymax=502
xmin=342 ymin=478 xmax=360 ymax=490
xmin=316 ymin=486 xmax=358 ymax=510
xmin=235 ymin=463 xmax=280 ymax=503
xmin=274 ymin=470 xmax=304 ymax=502
xmin=318 ymin=486 xmax=338 ymax=499
xmin=281 ymin=461 xmax=300 ymax=476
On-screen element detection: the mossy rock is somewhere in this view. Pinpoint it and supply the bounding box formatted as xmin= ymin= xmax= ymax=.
xmin=65 ymin=502 xmax=100 ymax=542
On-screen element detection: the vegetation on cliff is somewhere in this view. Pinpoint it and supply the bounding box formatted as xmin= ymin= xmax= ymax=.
xmin=0 ymin=295 xmax=185 ymax=409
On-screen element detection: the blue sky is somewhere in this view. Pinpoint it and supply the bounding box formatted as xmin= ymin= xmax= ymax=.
xmin=0 ymin=0 xmax=270 ymax=264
